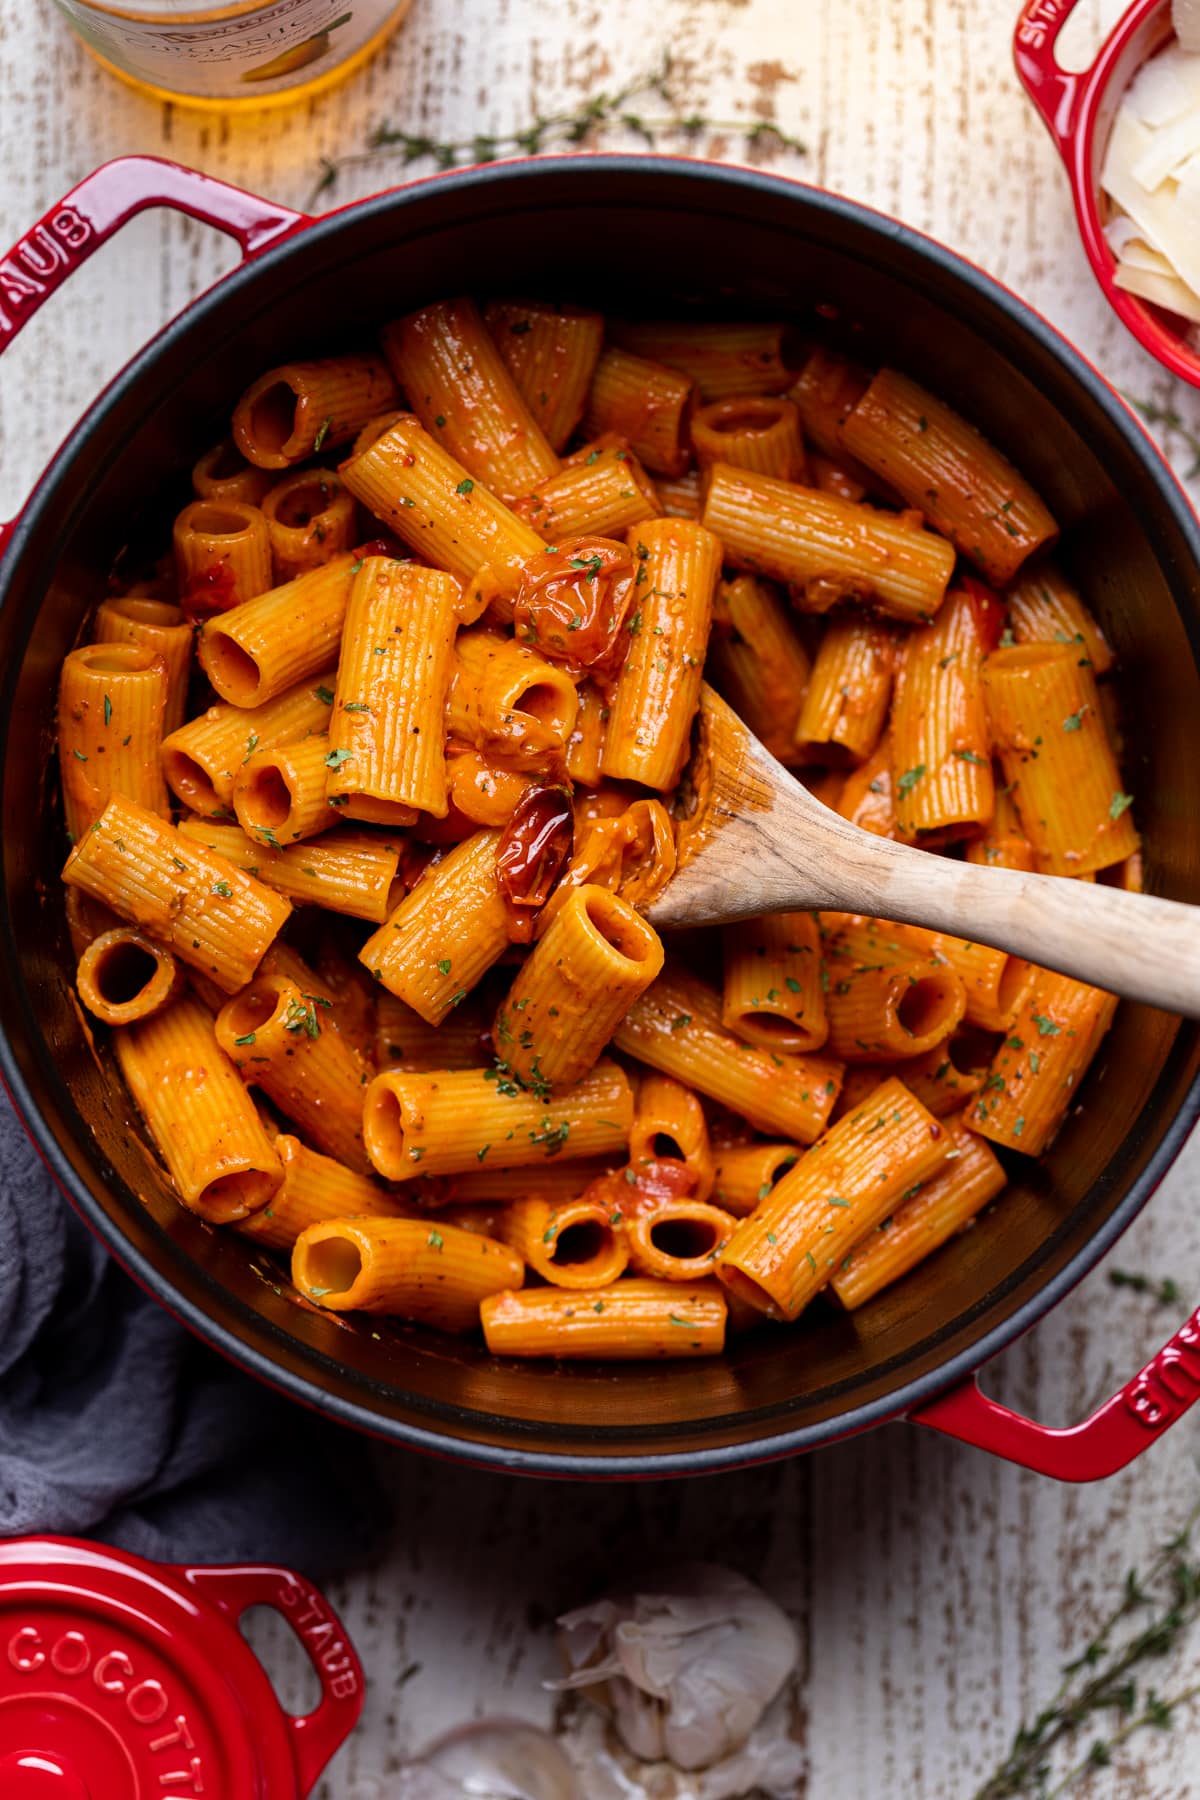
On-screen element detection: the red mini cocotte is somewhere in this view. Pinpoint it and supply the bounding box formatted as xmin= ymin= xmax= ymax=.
xmin=0 ymin=1537 xmax=364 ymax=1797
xmin=1014 ymin=0 xmax=1200 ymax=386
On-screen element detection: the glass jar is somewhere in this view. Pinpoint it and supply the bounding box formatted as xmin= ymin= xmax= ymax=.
xmin=50 ymin=0 xmax=415 ymax=108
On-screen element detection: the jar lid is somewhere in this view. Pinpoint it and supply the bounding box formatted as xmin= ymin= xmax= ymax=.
xmin=0 ymin=1537 xmax=364 ymax=1798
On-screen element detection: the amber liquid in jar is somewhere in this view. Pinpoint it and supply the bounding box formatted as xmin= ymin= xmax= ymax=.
xmin=50 ymin=0 xmax=414 ymax=108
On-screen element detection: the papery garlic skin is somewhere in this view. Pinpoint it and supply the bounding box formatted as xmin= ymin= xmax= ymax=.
xmin=393 ymin=1718 xmax=582 ymax=1799
xmin=552 ymin=1563 xmax=799 ymax=1771
xmin=559 ymin=1691 xmax=806 ymax=1800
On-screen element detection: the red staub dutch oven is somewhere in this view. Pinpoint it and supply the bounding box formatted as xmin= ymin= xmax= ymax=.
xmin=2 ymin=153 xmax=1200 ymax=1483
xmin=0 ymin=1537 xmax=363 ymax=1796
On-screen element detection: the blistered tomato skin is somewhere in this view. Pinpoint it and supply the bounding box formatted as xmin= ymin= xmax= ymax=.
xmin=511 ymin=537 xmax=638 ymax=675
xmin=496 ymin=785 xmax=574 ymax=941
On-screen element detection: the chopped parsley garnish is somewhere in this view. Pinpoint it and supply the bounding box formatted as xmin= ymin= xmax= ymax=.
xmin=1110 ymin=791 xmax=1134 ymax=820
xmin=233 ymin=1032 xmax=256 ymax=1046
xmin=954 ymin=749 xmax=987 ymax=765
xmin=669 ymin=1013 xmax=691 ymax=1031
xmin=427 ymin=1230 xmax=444 ymax=1250
xmin=103 ymin=695 xmax=112 ymax=727
xmin=211 ymin=880 xmax=232 ymax=898
xmin=313 ymin=415 xmax=332 ymax=451
xmin=456 ymin=477 xmax=474 ymax=495
xmin=436 ymin=958 xmax=452 ymax=976
xmin=1062 ymin=707 xmax=1087 ymax=733
xmin=325 ymin=747 xmax=354 ymax=769
xmin=284 ymin=996 xmax=321 ymax=1039
xmin=1031 ymin=1013 xmax=1061 ymax=1036
xmin=896 ymin=764 xmax=926 ymax=795
xmin=315 ymin=684 xmax=335 ymax=705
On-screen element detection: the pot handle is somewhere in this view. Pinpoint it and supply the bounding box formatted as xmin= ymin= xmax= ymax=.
xmin=1013 ymin=0 xmax=1090 ymax=153
xmin=178 ymin=1561 xmax=365 ymax=1794
xmin=0 ymin=154 xmax=308 ymax=554
xmin=909 ymin=1303 xmax=1200 ymax=1481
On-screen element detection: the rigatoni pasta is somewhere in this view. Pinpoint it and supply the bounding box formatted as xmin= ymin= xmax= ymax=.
xmin=55 ymin=297 xmax=1137 ymax=1367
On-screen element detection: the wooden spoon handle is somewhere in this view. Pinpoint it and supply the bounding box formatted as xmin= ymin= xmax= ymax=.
xmin=824 ymin=844 xmax=1200 ymax=1016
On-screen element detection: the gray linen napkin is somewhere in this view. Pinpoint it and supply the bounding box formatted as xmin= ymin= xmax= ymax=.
xmin=0 ymin=1087 xmax=388 ymax=1573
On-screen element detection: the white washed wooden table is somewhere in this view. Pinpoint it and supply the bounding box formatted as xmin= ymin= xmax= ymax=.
xmin=5 ymin=2 xmax=1200 ymax=1794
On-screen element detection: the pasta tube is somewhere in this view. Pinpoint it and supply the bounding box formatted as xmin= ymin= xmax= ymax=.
xmin=173 ymin=500 xmax=272 ymax=617
xmin=982 ymin=645 xmax=1139 ymax=875
xmin=63 ymin=794 xmax=291 ymax=993
xmin=95 ymin=597 xmax=192 ymax=738
xmin=238 ymin=1134 xmax=414 ymax=1252
xmin=362 ymin=1058 xmax=633 ymax=1181
xmin=890 ymin=586 xmax=995 ymax=839
xmin=706 ymin=575 xmax=812 ymax=767
xmin=483 ymin=299 xmax=605 ymax=451
xmin=565 ymin=680 xmax=607 ymax=785
xmin=612 ymin=319 xmax=790 ymax=401
xmin=967 ymin=968 xmax=1118 ymax=1155
xmin=513 ymin=434 xmax=662 ymax=541
xmin=192 ymin=438 xmax=275 ymax=507
xmin=830 ymin=1114 xmax=1006 ymax=1308
xmin=293 ymin=1216 xmax=522 ymax=1331
xmin=160 ymin=670 xmax=336 ymax=815
xmin=691 ymin=395 xmax=807 ymax=482
xmin=840 ymin=368 xmax=1058 ymax=584
xmin=721 ymin=910 xmax=828 ymax=1053
xmin=374 ymin=988 xmax=491 ymax=1072
xmin=965 ymin=778 xmax=1036 ymax=871
xmin=583 ymin=348 xmax=696 ymax=477
xmin=497 ymin=1194 xmax=629 ymax=1289
xmin=234 ymin=736 xmax=339 ymax=846
xmin=794 ymin=614 xmax=895 ymax=762
xmin=493 ymin=886 xmax=663 ymax=1090
xmin=894 ymin=922 xmax=1035 ymax=1033
xmin=443 ymin=1156 xmax=617 ymax=1206
xmin=625 ymin=1197 xmax=737 ymax=1280
xmin=340 ymin=415 xmax=545 ymax=601
xmin=198 ymin=555 xmax=357 ymax=708
xmin=654 ymin=469 xmax=702 ymax=519
xmin=600 ymin=520 xmax=721 ymax=790
xmin=612 ymin=963 xmax=842 ymax=1144
xmin=215 ymin=975 xmax=371 ymax=1172
xmin=233 ymin=354 xmax=398 ymax=468
xmin=787 ymin=348 xmax=873 ymax=470
xmin=702 ymin=464 xmax=955 ymax=623
xmin=76 ymin=927 xmax=180 ymax=1026
xmin=718 ymin=1075 xmax=951 ymax=1319
xmin=480 ymin=1279 xmax=726 ymax=1359
xmin=712 ymin=1142 xmax=802 ymax=1218
xmin=823 ymin=916 xmax=966 ymax=1060
xmin=836 ymin=735 xmax=895 ymax=838
xmin=58 ymin=643 xmax=171 ymax=842
xmin=359 ymin=829 xmax=509 ymax=1024
xmin=326 ymin=558 xmax=459 ymax=821
xmin=1005 ymin=559 xmax=1114 ymax=674
xmin=114 ymin=993 xmax=283 ymax=1222
xmin=177 ymin=817 xmax=402 ymax=924
xmin=447 ymin=625 xmax=579 ymax=762
xmin=261 ymin=470 xmax=358 ymax=581
xmin=382 ymin=297 xmax=560 ymax=500
xmin=544 ymin=798 xmax=676 ymax=926
xmin=628 ymin=1073 xmax=715 ymax=1203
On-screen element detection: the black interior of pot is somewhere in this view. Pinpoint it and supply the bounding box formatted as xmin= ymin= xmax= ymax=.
xmin=3 ymin=159 xmax=1199 ymax=1472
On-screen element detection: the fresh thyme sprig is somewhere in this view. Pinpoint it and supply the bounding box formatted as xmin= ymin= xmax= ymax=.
xmin=1108 ymin=1268 xmax=1182 ymax=1308
xmin=974 ymin=1499 xmax=1200 ymax=1798
xmin=1121 ymin=391 xmax=1200 ymax=479
xmin=310 ymin=55 xmax=806 ymax=206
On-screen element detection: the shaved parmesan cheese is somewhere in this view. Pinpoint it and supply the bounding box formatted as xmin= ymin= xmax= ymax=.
xmin=1102 ymin=84 xmax=1200 ymax=305
xmin=1131 ymin=105 xmax=1200 ymax=189
xmin=1113 ymin=261 xmax=1200 ymax=323
xmin=1124 ymin=42 xmax=1200 ymax=124
xmin=1175 ymin=0 xmax=1200 ymax=53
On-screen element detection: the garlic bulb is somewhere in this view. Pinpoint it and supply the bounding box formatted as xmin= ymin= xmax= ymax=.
xmin=392 ymin=1719 xmax=582 ymax=1799
xmin=551 ymin=1564 xmax=798 ymax=1771
xmin=559 ymin=1693 xmax=805 ymax=1800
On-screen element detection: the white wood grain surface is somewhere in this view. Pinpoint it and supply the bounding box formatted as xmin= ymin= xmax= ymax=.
xmin=5 ymin=2 xmax=1200 ymax=1795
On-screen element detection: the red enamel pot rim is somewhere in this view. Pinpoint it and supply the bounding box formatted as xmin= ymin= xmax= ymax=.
xmin=1 ymin=152 xmax=1200 ymax=1482
xmin=1014 ymin=0 xmax=1200 ymax=386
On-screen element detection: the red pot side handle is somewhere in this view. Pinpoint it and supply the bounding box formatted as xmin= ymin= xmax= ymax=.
xmin=1013 ymin=0 xmax=1090 ymax=152
xmin=910 ymin=1304 xmax=1200 ymax=1481
xmin=0 ymin=154 xmax=309 ymax=560
xmin=177 ymin=1561 xmax=364 ymax=1794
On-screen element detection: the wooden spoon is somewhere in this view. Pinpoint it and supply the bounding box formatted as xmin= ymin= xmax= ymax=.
xmin=647 ymin=684 xmax=1200 ymax=1017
